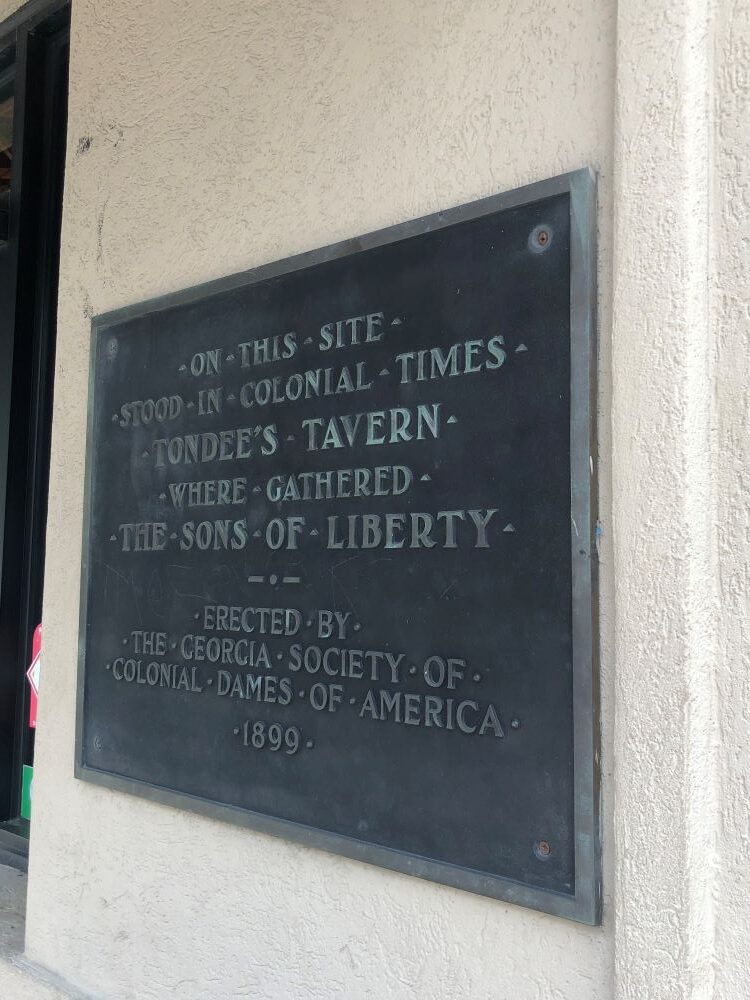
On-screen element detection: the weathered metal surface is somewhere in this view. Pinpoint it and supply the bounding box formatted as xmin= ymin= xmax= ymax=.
xmin=76 ymin=170 xmax=599 ymax=923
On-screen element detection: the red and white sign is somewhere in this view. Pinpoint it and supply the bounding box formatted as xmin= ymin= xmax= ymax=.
xmin=26 ymin=624 xmax=41 ymax=728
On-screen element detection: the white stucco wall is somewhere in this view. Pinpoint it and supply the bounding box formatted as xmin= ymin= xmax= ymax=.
xmin=0 ymin=0 xmax=745 ymax=997
xmin=612 ymin=0 xmax=716 ymax=996
xmin=712 ymin=1 xmax=750 ymax=997
xmin=611 ymin=1 xmax=749 ymax=998
xmin=22 ymin=1 xmax=617 ymax=997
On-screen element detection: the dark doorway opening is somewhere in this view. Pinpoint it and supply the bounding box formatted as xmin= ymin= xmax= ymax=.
xmin=0 ymin=0 xmax=69 ymax=866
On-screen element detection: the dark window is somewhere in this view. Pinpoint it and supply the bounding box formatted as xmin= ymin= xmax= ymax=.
xmin=0 ymin=85 xmax=12 ymax=239
xmin=0 ymin=0 xmax=69 ymax=862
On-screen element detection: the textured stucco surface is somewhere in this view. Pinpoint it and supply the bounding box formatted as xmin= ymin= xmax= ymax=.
xmin=0 ymin=867 xmax=81 ymax=998
xmin=0 ymin=0 xmax=20 ymax=21
xmin=612 ymin=1 xmax=716 ymax=996
xmin=612 ymin=1 xmax=750 ymax=999
xmin=711 ymin=1 xmax=750 ymax=997
xmin=16 ymin=0 xmax=617 ymax=997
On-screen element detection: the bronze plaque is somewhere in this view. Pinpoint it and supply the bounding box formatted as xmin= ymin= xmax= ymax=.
xmin=77 ymin=170 xmax=599 ymax=923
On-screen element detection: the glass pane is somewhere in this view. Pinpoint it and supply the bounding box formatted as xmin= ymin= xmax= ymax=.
xmin=0 ymin=93 xmax=11 ymax=197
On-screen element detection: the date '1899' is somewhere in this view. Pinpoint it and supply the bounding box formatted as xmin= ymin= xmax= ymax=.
xmin=241 ymin=720 xmax=302 ymax=754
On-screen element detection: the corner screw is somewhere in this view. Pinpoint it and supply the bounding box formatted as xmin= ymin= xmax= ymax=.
xmin=528 ymin=224 xmax=553 ymax=254
xmin=534 ymin=839 xmax=552 ymax=860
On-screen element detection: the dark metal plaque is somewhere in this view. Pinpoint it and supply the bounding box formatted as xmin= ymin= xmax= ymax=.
xmin=76 ymin=170 xmax=599 ymax=923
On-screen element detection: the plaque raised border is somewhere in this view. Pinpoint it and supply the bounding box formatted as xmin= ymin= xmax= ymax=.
xmin=75 ymin=168 xmax=600 ymax=924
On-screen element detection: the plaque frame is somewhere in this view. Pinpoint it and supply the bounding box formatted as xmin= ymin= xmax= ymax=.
xmin=75 ymin=168 xmax=600 ymax=924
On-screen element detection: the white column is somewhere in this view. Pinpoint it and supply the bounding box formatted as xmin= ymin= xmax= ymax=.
xmin=710 ymin=2 xmax=750 ymax=997
xmin=612 ymin=0 xmax=718 ymax=997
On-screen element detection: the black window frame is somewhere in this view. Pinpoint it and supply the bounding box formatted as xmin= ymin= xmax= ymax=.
xmin=0 ymin=0 xmax=69 ymax=860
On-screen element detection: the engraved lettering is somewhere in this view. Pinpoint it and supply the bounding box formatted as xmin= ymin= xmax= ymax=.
xmin=394 ymin=337 xmax=507 ymax=384
xmin=119 ymin=395 xmax=182 ymax=426
xmin=318 ymin=312 xmax=384 ymax=352
xmin=359 ymin=690 xmax=503 ymax=738
xmin=118 ymin=522 xmax=168 ymax=552
xmin=190 ymin=348 xmax=222 ymax=377
xmin=325 ymin=510 xmax=498 ymax=550
xmin=302 ymin=404 xmax=442 ymax=451
xmin=238 ymin=333 xmax=297 ymax=369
